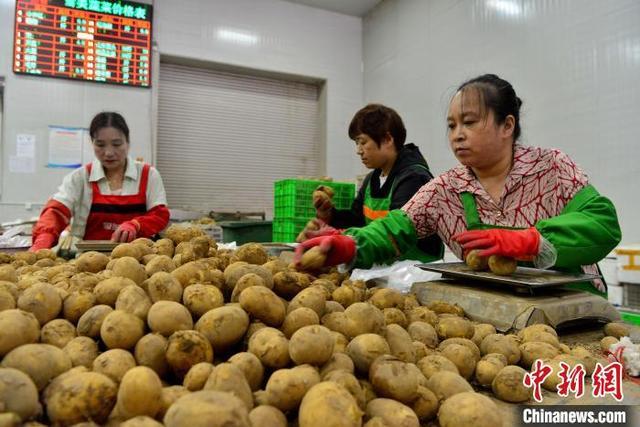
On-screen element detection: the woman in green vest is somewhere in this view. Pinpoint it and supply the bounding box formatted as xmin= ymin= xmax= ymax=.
xmin=301 ymin=103 xmax=443 ymax=264
xmin=295 ymin=74 xmax=621 ymax=295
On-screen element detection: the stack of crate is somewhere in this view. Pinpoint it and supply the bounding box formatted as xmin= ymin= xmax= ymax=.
xmin=272 ymin=178 xmax=356 ymax=242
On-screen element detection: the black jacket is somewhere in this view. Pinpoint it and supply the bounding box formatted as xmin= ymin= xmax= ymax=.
xmin=330 ymin=143 xmax=443 ymax=258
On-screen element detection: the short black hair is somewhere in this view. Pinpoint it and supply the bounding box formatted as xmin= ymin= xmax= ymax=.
xmin=348 ymin=104 xmax=406 ymax=151
xmin=89 ymin=112 xmax=130 ymax=142
xmin=456 ymin=74 xmax=523 ymax=141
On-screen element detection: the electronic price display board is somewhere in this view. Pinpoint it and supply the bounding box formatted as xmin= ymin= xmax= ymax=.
xmin=13 ymin=0 xmax=152 ymax=87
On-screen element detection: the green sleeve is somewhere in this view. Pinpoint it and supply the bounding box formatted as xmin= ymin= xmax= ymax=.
xmin=535 ymin=185 xmax=621 ymax=268
xmin=343 ymin=210 xmax=418 ymax=269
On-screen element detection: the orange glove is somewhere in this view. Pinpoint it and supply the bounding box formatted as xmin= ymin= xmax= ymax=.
xmin=30 ymin=199 xmax=71 ymax=251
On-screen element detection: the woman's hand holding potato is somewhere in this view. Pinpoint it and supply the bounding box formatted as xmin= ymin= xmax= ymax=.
xmin=313 ymin=186 xmax=335 ymax=221
xmin=294 ymin=234 xmax=356 ymax=268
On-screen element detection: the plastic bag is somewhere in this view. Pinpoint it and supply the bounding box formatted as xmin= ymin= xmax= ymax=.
xmin=350 ymin=259 xmax=442 ymax=293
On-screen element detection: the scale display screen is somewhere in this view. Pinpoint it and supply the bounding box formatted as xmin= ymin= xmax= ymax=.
xmin=13 ymin=0 xmax=152 ymax=87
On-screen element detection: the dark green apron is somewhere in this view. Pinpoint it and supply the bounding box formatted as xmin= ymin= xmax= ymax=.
xmin=460 ymin=192 xmax=606 ymax=297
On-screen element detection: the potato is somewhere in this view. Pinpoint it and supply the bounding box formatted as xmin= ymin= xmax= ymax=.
xmin=570 ymin=346 xmax=598 ymax=375
xmin=367 ymin=288 xmax=403 ymax=310
xmin=145 ymin=271 xmax=182 ymax=302
xmin=100 ymin=309 xmax=144 ymax=349
xmin=604 ymin=322 xmax=631 ymax=338
xmin=171 ymin=261 xmax=203 ymax=288
xmin=332 ymin=331 xmax=349 ymax=353
xmin=63 ymin=336 xmax=98 ymax=368
xmin=14 ymin=252 xmax=37 ymax=265
xmin=488 ymin=255 xmax=517 ymax=275
xmin=76 ymin=251 xmax=110 ymax=273
xmin=382 ymin=307 xmax=408 ymax=328
xmin=120 ymin=416 xmax=164 ymax=427
xmin=323 ymin=369 xmax=366 ymax=409
xmin=405 ymin=306 xmax=438 ymax=326
xmin=299 ymin=246 xmax=327 ymax=271
xmin=204 ymin=363 xmax=253 ymax=410
xmin=239 ymin=286 xmax=285 ymax=327
xmin=248 ymin=327 xmax=290 ymax=369
xmin=438 ymin=338 xmax=481 ymax=363
xmin=115 ymin=285 xmax=152 ymax=320
xmin=248 ymin=405 xmax=287 ymax=427
xmin=112 ymin=243 xmax=143 ymax=260
xmin=282 ymin=307 xmax=319 ymax=338
xmin=412 ymin=385 xmax=438 ymax=421
xmin=0 ymin=265 xmax=17 ymax=282
xmin=1 ymin=343 xmax=72 ymax=391
xmin=62 ymin=290 xmax=95 ymax=323
xmin=474 ymin=353 xmax=507 ymax=388
xmin=235 ymin=243 xmax=269 ymax=265
xmin=438 ymin=391 xmax=502 ymax=427
xmin=436 ymin=316 xmax=474 ymax=340
xmin=384 ymin=323 xmax=416 ymax=363
xmin=321 ymin=311 xmax=351 ymax=336
xmin=163 ymin=390 xmax=250 ymax=427
xmin=0 ymin=367 xmax=41 ymax=421
xmin=112 ymin=256 xmax=147 ymax=285
xmin=93 ymin=349 xmax=137 ymax=383
xmin=369 ymin=356 xmax=421 ymax=403
xmin=520 ymin=331 xmax=560 ymax=348
xmin=519 ymin=341 xmax=560 ymax=369
xmin=320 ymin=352 xmax=355 ymax=378
xmin=289 ymin=325 xmax=335 ymax=365
xmin=492 ymin=365 xmax=531 ymax=402
xmin=17 ymin=282 xmax=62 ymax=325
xmin=228 ymin=352 xmax=264 ymax=391
xmin=331 ymin=283 xmax=365 ymax=307
xmin=77 ymin=304 xmax=113 ymax=338
xmin=440 ymin=343 xmax=476 ymax=380
xmin=134 ymin=333 xmax=169 ymax=377
xmin=480 ymin=334 xmax=521 ymax=364
xmin=346 ymin=334 xmax=391 ymax=374
xmin=465 ymin=249 xmax=489 ymax=271
xmin=115 ymin=366 xmax=163 ymax=419
xmin=272 ymin=271 xmax=310 ymax=299
xmin=182 ymin=284 xmax=224 ymax=318
xmin=144 ymin=255 xmax=176 ymax=277
xmin=94 ymin=277 xmax=137 ymax=306
xmin=344 ymin=302 xmax=385 ymax=338
xmin=471 ymin=323 xmax=496 ymax=347
xmin=147 ymin=301 xmax=193 ymax=336
xmin=195 ymin=305 xmax=249 ymax=351
xmin=153 ymin=238 xmax=175 ymax=257
xmin=0 ymin=281 xmax=18 ymax=300
xmin=365 ymin=398 xmax=418 ymax=427
xmin=427 ymin=300 xmax=465 ymax=317
xmin=288 ymin=286 xmax=327 ymax=317
xmin=166 ymin=330 xmax=213 ymax=378
xmin=157 ymin=385 xmax=189 ymax=419
xmin=0 ymin=309 xmax=40 ymax=356
xmin=299 ymin=382 xmax=363 ymax=427
xmin=45 ymin=372 xmax=117 ymax=425
xmin=425 ymin=371 xmax=473 ymax=401
xmin=600 ymin=336 xmax=619 ymax=352
xmin=39 ymin=319 xmax=76 ymax=348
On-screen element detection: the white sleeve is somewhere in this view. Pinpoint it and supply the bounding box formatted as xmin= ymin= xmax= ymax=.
xmin=146 ymin=167 xmax=168 ymax=209
xmin=52 ymin=168 xmax=85 ymax=211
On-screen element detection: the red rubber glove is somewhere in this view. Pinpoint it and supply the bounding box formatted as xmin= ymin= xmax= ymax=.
xmin=29 ymin=233 xmax=57 ymax=252
xmin=111 ymin=221 xmax=139 ymax=243
xmin=294 ymin=234 xmax=356 ymax=267
xmin=452 ymin=227 xmax=541 ymax=259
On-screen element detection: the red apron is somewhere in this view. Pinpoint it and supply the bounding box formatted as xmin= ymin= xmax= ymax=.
xmin=83 ymin=163 xmax=150 ymax=240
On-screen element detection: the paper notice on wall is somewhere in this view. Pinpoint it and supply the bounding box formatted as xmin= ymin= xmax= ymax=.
xmin=9 ymin=155 xmax=35 ymax=173
xmin=81 ymin=129 xmax=95 ymax=164
xmin=16 ymin=134 xmax=36 ymax=158
xmin=47 ymin=126 xmax=83 ymax=168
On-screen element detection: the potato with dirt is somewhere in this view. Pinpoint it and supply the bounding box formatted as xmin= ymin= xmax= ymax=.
xmin=17 ymin=282 xmax=62 ymax=325
xmin=40 ymin=319 xmax=76 ymax=348
xmin=604 ymin=322 xmax=631 ymax=338
xmin=111 ymin=256 xmax=147 ymax=285
xmin=346 ymin=334 xmax=391 ymax=374
xmin=248 ymin=327 xmax=291 ymax=369
xmin=100 ymin=310 xmax=145 ymax=349
xmin=248 ymin=406 xmax=287 ymax=427
xmin=492 ymin=365 xmax=532 ymax=402
xmin=436 ymin=316 xmax=474 ymax=340
xmin=92 ymin=349 xmax=137 ymax=383
xmin=77 ymin=304 xmax=113 ymax=338
xmin=195 ymin=305 xmax=249 ymax=351
xmin=425 ymin=371 xmax=473 ymax=401
xmin=227 ymin=352 xmax=264 ymax=391
xmin=163 ymin=390 xmax=250 ymax=427
xmin=298 ymin=381 xmax=363 ymax=427
xmin=94 ymin=277 xmax=137 ymax=306
xmin=239 ymin=286 xmax=286 ymax=327
xmin=203 ymin=363 xmax=253 ymax=411
xmin=0 ymin=309 xmax=40 ymax=356
xmin=235 ymin=243 xmax=269 ymax=265
xmin=488 ymin=255 xmax=517 ymax=275
xmin=147 ymin=301 xmax=194 ymax=336
xmin=369 ymin=356 xmax=422 ymax=404
xmin=365 ymin=398 xmax=419 ymax=427
xmin=438 ymin=391 xmax=503 ymax=427
xmin=115 ymin=285 xmax=152 ymax=320
xmin=114 ymin=366 xmax=163 ymax=420
xmin=76 ymin=251 xmax=110 ymax=273
xmin=299 ymin=246 xmax=327 ymax=271
xmin=282 ymin=307 xmax=320 ymax=338
xmin=289 ymin=325 xmax=335 ymax=366
xmin=465 ymin=249 xmax=489 ymax=271
xmin=166 ymin=330 xmax=214 ymax=378
xmin=62 ymin=290 xmax=96 ymax=323
xmin=0 ymin=367 xmax=42 ymax=421
xmin=63 ymin=336 xmax=98 ymax=368
xmin=1 ymin=343 xmax=72 ymax=391
xmin=145 ymin=271 xmax=182 ymax=302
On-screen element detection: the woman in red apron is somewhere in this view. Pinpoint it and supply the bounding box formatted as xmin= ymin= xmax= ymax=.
xmin=30 ymin=112 xmax=169 ymax=251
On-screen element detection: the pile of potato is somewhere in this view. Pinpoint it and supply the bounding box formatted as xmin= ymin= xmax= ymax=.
xmin=0 ymin=228 xmax=611 ymax=426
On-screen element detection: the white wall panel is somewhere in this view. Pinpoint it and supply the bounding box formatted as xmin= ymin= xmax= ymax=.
xmin=363 ymin=0 xmax=640 ymax=243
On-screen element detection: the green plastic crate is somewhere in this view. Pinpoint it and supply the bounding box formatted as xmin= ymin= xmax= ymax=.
xmin=274 ymin=179 xmax=356 ymax=219
xmin=272 ymin=217 xmax=309 ymax=243
xmin=219 ymin=220 xmax=273 ymax=244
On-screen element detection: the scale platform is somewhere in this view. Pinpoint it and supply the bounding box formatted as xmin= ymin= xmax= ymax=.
xmin=417 ymin=262 xmax=601 ymax=293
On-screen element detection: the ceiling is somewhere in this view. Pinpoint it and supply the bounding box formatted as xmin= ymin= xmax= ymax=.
xmin=282 ymin=0 xmax=382 ymax=17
